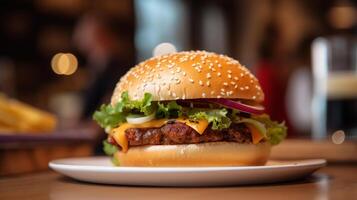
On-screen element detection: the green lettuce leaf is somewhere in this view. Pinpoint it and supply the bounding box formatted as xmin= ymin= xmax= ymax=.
xmin=111 ymin=156 xmax=120 ymax=166
xmin=156 ymin=101 xmax=182 ymax=118
xmin=122 ymin=92 xmax=155 ymax=115
xmin=93 ymin=91 xmax=155 ymax=129
xmin=102 ymin=140 xmax=118 ymax=156
xmin=252 ymin=114 xmax=287 ymax=145
xmin=103 ymin=140 xmax=120 ymax=165
xmin=188 ymin=108 xmax=231 ymax=130
xmin=93 ymin=104 xmax=127 ymax=129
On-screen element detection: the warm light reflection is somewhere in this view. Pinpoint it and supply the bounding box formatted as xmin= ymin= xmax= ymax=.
xmin=51 ymin=53 xmax=78 ymax=75
xmin=328 ymin=6 xmax=356 ymax=29
xmin=153 ymin=43 xmax=177 ymax=57
xmin=51 ymin=53 xmax=63 ymax=74
xmin=331 ymin=130 xmax=345 ymax=144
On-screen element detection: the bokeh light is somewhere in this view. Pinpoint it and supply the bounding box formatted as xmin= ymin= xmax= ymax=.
xmin=153 ymin=43 xmax=177 ymax=57
xmin=331 ymin=130 xmax=345 ymax=144
xmin=51 ymin=53 xmax=78 ymax=75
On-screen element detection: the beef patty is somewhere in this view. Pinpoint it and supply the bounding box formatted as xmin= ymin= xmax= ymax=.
xmin=109 ymin=122 xmax=253 ymax=147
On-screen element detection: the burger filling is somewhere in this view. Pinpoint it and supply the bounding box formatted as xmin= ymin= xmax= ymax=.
xmin=114 ymin=122 xmax=252 ymax=146
xmin=93 ymin=91 xmax=287 ymax=163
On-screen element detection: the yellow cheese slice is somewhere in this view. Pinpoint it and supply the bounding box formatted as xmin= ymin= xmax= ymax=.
xmin=245 ymin=124 xmax=264 ymax=144
xmin=177 ymin=118 xmax=209 ymax=135
xmin=111 ymin=118 xmax=209 ymax=152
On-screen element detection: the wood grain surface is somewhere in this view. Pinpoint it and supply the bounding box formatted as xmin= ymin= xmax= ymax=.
xmin=0 ymin=165 xmax=356 ymax=200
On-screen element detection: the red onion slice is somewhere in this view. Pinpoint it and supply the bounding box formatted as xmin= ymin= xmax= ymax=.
xmin=207 ymin=99 xmax=265 ymax=114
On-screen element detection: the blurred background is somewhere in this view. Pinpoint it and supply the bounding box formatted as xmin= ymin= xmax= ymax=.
xmin=0 ymin=0 xmax=356 ymax=175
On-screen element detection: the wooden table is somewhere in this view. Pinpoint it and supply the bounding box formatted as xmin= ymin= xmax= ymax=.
xmin=0 ymin=126 xmax=97 ymax=175
xmin=0 ymin=165 xmax=356 ymax=200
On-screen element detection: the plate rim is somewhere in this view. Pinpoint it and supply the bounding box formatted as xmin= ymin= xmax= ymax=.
xmin=49 ymin=157 xmax=327 ymax=172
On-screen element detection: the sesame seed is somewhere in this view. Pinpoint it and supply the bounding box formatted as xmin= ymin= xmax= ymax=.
xmin=223 ymin=82 xmax=228 ymax=86
xmin=176 ymin=79 xmax=181 ymax=84
xmin=240 ymin=73 xmax=244 ymax=77
xmin=206 ymin=81 xmax=211 ymax=86
xmin=189 ymin=79 xmax=194 ymax=83
xmin=240 ymin=87 xmax=244 ymax=91
xmin=217 ymin=95 xmax=222 ymax=98
xmin=172 ymin=92 xmax=177 ymax=97
xmin=217 ymin=64 xmax=222 ymax=68
xmin=206 ymin=73 xmax=211 ymax=79
xmin=245 ymin=86 xmax=249 ymax=89
xmin=221 ymin=88 xmax=225 ymax=92
xmin=234 ymin=76 xmax=238 ymax=80
xmin=253 ymin=96 xmax=256 ymax=99
xmin=199 ymin=80 xmax=203 ymax=86
xmin=217 ymin=72 xmax=221 ymax=77
xmin=183 ymin=71 xmax=186 ymax=76
xmin=228 ymin=74 xmax=232 ymax=79
xmin=202 ymin=93 xmax=206 ymax=97
xmin=211 ymin=91 xmax=215 ymax=95
xmin=227 ymin=70 xmax=232 ymax=74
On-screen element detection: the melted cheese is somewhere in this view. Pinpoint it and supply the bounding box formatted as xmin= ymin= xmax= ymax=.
xmin=111 ymin=118 xmax=209 ymax=152
xmin=245 ymin=124 xmax=264 ymax=144
xmin=177 ymin=118 xmax=209 ymax=135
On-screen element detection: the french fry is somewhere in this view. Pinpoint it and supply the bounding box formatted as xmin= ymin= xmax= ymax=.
xmin=0 ymin=94 xmax=57 ymax=134
xmin=0 ymin=127 xmax=17 ymax=133
xmin=0 ymin=121 xmax=17 ymax=133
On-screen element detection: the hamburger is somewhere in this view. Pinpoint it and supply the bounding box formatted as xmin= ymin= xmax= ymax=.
xmin=93 ymin=51 xmax=287 ymax=166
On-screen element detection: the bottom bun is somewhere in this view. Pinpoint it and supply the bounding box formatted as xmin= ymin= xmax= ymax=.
xmin=114 ymin=142 xmax=271 ymax=166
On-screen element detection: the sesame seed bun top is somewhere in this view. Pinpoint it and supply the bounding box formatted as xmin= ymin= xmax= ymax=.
xmin=111 ymin=51 xmax=264 ymax=104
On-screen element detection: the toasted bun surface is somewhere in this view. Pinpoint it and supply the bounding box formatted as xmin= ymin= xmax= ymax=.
xmin=111 ymin=51 xmax=264 ymax=105
xmin=114 ymin=142 xmax=271 ymax=166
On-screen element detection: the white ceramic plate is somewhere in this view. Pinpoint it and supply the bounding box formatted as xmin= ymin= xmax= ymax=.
xmin=49 ymin=157 xmax=326 ymax=186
